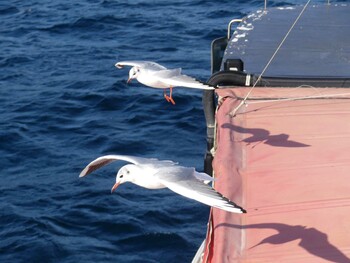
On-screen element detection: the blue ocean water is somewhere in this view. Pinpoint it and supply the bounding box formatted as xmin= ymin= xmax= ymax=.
xmin=0 ymin=0 xmax=333 ymax=262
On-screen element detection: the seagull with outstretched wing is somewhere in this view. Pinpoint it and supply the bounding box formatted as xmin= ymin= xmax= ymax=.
xmin=80 ymin=155 xmax=246 ymax=214
xmin=115 ymin=61 xmax=215 ymax=105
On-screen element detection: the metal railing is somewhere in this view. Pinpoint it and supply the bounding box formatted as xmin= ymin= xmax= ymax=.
xmin=227 ymin=19 xmax=242 ymax=39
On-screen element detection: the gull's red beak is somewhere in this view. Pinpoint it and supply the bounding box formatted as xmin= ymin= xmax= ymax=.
xmin=111 ymin=182 xmax=120 ymax=193
xmin=127 ymin=78 xmax=132 ymax=84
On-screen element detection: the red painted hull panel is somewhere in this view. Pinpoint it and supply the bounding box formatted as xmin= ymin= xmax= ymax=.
xmin=203 ymin=88 xmax=350 ymax=263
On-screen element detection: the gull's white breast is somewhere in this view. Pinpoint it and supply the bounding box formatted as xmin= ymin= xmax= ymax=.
xmin=131 ymin=165 xmax=167 ymax=189
xmin=137 ymin=70 xmax=168 ymax=89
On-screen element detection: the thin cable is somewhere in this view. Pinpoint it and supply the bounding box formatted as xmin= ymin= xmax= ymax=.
xmin=229 ymin=0 xmax=312 ymax=117
xmin=243 ymin=92 xmax=350 ymax=105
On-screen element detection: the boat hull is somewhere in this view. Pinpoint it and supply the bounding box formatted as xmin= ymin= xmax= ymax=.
xmin=203 ymin=87 xmax=350 ymax=263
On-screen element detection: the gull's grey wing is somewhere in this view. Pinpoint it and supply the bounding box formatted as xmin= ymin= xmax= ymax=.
xmin=153 ymin=68 xmax=182 ymax=78
xmin=79 ymin=155 xmax=176 ymax=178
xmin=115 ymin=61 xmax=167 ymax=71
xmin=156 ymin=72 xmax=215 ymax=90
xmin=79 ymin=155 xmax=149 ymax=177
xmin=154 ymin=166 xmax=246 ymax=213
xmin=194 ymin=172 xmax=215 ymax=184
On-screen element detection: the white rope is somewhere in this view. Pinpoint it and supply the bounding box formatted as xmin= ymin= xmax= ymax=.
xmin=229 ymin=0 xmax=312 ymax=117
xmin=244 ymin=91 xmax=350 ymax=105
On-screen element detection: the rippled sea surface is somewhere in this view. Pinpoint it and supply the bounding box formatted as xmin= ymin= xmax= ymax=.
xmin=0 ymin=0 xmax=329 ymax=262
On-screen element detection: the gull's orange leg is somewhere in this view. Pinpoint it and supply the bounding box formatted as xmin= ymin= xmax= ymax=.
xmin=163 ymin=89 xmax=169 ymax=101
xmin=163 ymin=87 xmax=175 ymax=105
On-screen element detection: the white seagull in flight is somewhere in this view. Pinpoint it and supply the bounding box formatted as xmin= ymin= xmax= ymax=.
xmin=115 ymin=61 xmax=215 ymax=105
xmin=80 ymin=155 xmax=246 ymax=214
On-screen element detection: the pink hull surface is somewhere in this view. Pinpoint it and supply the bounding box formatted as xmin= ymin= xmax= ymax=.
xmin=203 ymin=88 xmax=350 ymax=263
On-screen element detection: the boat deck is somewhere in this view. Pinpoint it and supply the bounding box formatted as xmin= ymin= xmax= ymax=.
xmin=224 ymin=3 xmax=350 ymax=78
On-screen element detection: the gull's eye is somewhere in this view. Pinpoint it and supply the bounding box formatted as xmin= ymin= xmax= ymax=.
xmin=120 ymin=174 xmax=124 ymax=178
